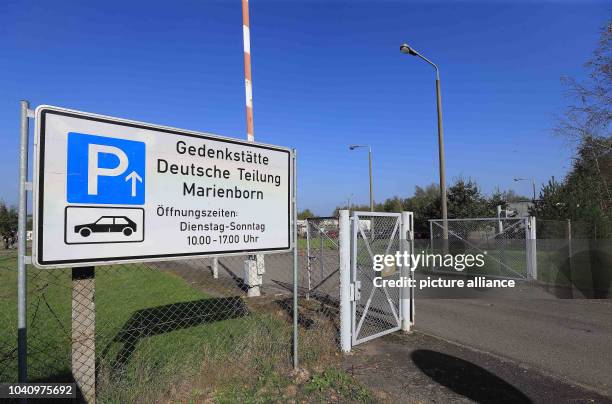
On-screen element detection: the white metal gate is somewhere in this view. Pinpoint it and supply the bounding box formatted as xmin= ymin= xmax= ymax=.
xmin=350 ymin=212 xmax=413 ymax=346
xmin=429 ymin=217 xmax=537 ymax=280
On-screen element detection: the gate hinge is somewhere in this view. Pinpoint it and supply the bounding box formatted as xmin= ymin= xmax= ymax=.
xmin=350 ymin=281 xmax=361 ymax=301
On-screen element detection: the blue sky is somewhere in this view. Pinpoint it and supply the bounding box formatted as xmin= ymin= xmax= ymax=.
xmin=0 ymin=0 xmax=608 ymax=215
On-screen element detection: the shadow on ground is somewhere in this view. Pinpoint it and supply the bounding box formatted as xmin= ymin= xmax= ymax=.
xmin=411 ymin=349 xmax=531 ymax=403
xmin=101 ymin=296 xmax=249 ymax=373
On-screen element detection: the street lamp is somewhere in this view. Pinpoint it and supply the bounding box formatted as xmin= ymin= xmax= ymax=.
xmin=347 ymin=193 xmax=354 ymax=211
xmin=349 ymin=145 xmax=374 ymax=212
xmin=400 ymin=43 xmax=448 ymax=243
xmin=513 ymin=178 xmax=537 ymax=201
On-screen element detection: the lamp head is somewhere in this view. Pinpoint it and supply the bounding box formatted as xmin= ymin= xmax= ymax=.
xmin=349 ymin=145 xmax=359 ymax=150
xmin=400 ymin=43 xmax=418 ymax=56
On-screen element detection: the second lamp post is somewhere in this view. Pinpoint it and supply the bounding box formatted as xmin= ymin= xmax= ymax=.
xmin=349 ymin=145 xmax=374 ymax=212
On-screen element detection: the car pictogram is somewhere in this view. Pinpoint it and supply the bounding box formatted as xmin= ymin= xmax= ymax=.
xmin=75 ymin=216 xmax=137 ymax=237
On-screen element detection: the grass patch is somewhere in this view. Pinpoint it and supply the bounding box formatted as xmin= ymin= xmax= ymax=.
xmin=304 ymin=368 xmax=374 ymax=403
xmin=297 ymin=237 xmax=338 ymax=251
xmin=0 ymin=251 xmax=377 ymax=402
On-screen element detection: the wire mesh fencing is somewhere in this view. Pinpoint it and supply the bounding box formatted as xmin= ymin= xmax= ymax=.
xmin=352 ymin=213 xmax=402 ymax=344
xmin=0 ymin=249 xmax=18 ymax=383
xmin=298 ymin=218 xmax=341 ymax=362
xmin=536 ymin=219 xmax=611 ymax=298
xmin=0 ymin=245 xmax=343 ymax=402
xmin=429 ymin=218 xmax=529 ymax=279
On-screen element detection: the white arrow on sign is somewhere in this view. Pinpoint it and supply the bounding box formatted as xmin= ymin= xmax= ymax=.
xmin=125 ymin=171 xmax=143 ymax=197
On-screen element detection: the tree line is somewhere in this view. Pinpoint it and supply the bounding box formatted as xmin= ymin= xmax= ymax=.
xmin=327 ymin=180 xmax=526 ymax=237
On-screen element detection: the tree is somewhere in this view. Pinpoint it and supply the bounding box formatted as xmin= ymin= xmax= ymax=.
xmin=380 ymin=196 xmax=406 ymax=213
xmin=556 ymin=23 xmax=611 ymax=145
xmin=297 ymin=209 xmax=315 ymax=220
xmin=329 ymin=180 xmax=527 ymax=237
xmin=0 ymin=202 xmax=18 ymax=249
xmin=531 ymin=138 xmax=612 ymax=237
xmin=446 ymin=178 xmax=489 ymax=218
xmin=530 ymin=178 xmax=567 ymax=220
xmin=533 ymin=23 xmax=612 ymax=237
xmin=405 ymin=184 xmax=440 ymax=236
xmin=555 ymin=23 xmax=611 ymax=208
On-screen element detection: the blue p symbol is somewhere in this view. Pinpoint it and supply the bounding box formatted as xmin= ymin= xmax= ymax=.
xmin=67 ymin=133 xmax=146 ymax=205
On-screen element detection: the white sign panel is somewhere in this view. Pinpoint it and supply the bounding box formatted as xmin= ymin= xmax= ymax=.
xmin=33 ymin=106 xmax=292 ymax=267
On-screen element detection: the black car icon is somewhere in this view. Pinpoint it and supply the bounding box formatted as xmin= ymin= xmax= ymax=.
xmin=75 ymin=216 xmax=137 ymax=237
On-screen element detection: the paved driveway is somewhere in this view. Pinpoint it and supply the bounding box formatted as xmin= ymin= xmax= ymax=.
xmin=415 ymin=297 xmax=612 ymax=395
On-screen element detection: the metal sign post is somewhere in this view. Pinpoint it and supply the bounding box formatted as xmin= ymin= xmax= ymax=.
xmin=292 ymin=150 xmax=298 ymax=369
xmin=17 ymin=100 xmax=31 ymax=382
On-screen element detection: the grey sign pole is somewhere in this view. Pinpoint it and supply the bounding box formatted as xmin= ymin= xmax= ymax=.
xmin=17 ymin=100 xmax=30 ymax=382
xmin=292 ymin=150 xmax=299 ymax=369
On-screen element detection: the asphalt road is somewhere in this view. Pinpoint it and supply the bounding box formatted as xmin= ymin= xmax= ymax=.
xmin=414 ymin=297 xmax=612 ymax=396
xmin=345 ymin=331 xmax=612 ymax=403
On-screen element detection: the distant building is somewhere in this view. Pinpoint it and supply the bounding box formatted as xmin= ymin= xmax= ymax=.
xmin=506 ymin=201 xmax=534 ymax=218
xmin=297 ymin=220 xmax=307 ymax=237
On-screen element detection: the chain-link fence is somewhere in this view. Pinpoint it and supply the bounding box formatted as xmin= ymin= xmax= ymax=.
xmin=0 ymin=244 xmax=342 ymax=402
xmin=536 ymin=219 xmax=611 ymax=298
xmin=0 ymin=250 xmax=18 ymax=384
xmin=429 ymin=218 xmax=529 ymax=279
xmin=298 ymin=218 xmax=341 ymax=361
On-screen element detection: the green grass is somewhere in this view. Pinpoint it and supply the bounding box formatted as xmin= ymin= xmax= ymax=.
xmin=303 ymin=368 xmax=374 ymax=402
xmin=0 ymin=253 xmax=296 ymax=401
xmin=297 ymin=237 xmax=338 ymax=251
xmin=206 ymin=366 xmax=375 ymax=404
xmin=0 ymin=252 xmax=20 ymax=382
xmin=0 ymin=249 xmax=372 ymax=403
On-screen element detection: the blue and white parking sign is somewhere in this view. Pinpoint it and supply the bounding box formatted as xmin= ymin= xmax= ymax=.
xmin=34 ymin=106 xmax=291 ymax=268
xmin=67 ymin=133 xmax=146 ymax=205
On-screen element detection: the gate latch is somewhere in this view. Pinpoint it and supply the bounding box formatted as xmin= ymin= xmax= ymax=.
xmin=350 ymin=281 xmax=361 ymax=301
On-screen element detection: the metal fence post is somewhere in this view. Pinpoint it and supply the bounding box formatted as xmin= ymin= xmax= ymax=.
xmin=212 ymin=257 xmax=218 ymax=279
xmin=400 ymin=212 xmax=412 ymax=332
xmin=567 ymin=219 xmax=575 ymax=298
xmin=17 ymin=100 xmax=30 ymax=383
xmin=319 ymin=226 xmax=324 ymax=285
xmin=338 ymin=210 xmax=351 ymax=352
xmin=292 ymin=150 xmax=298 ymax=369
xmin=526 ymin=216 xmax=537 ymax=280
xmin=429 ymin=220 xmax=433 ymax=252
xmin=305 ymin=220 xmax=311 ymax=300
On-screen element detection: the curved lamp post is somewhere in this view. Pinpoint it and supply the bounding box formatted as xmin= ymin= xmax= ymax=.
xmin=400 ymin=43 xmax=448 ymax=243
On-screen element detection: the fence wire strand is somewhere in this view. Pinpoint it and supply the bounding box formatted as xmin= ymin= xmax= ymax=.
xmin=0 ymin=237 xmax=343 ymax=401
